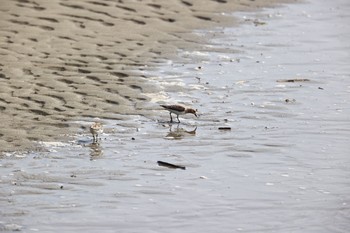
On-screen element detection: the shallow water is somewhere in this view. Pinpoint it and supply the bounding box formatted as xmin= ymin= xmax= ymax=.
xmin=1 ymin=0 xmax=350 ymax=232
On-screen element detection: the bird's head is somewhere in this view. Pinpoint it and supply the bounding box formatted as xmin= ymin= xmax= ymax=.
xmin=186 ymin=108 xmax=198 ymax=117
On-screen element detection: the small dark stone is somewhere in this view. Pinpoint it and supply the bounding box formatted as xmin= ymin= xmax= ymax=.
xmin=285 ymin=98 xmax=296 ymax=103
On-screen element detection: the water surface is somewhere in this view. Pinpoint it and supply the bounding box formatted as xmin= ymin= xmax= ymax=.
xmin=1 ymin=0 xmax=350 ymax=232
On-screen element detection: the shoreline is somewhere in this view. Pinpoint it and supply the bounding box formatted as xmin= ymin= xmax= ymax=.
xmin=0 ymin=0 xmax=293 ymax=153
xmin=1 ymin=0 xmax=349 ymax=232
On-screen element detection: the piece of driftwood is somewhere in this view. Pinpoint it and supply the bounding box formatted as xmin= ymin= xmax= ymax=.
xmin=276 ymin=78 xmax=310 ymax=83
xmin=157 ymin=161 xmax=186 ymax=170
xmin=218 ymin=127 xmax=231 ymax=130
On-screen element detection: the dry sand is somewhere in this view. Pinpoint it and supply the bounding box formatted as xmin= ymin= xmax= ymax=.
xmin=0 ymin=0 xmax=292 ymax=152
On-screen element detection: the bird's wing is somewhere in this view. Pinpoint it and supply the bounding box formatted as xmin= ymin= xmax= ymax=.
xmin=161 ymin=105 xmax=185 ymax=112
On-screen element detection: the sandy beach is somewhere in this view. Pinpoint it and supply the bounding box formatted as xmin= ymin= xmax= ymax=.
xmin=1 ymin=0 xmax=349 ymax=232
xmin=0 ymin=0 xmax=291 ymax=152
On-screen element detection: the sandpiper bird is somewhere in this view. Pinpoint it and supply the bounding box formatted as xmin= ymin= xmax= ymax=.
xmin=90 ymin=118 xmax=103 ymax=143
xmin=161 ymin=104 xmax=197 ymax=123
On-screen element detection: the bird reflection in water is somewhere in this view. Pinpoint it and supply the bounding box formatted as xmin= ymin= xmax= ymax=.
xmin=164 ymin=123 xmax=197 ymax=140
xmin=89 ymin=141 xmax=103 ymax=159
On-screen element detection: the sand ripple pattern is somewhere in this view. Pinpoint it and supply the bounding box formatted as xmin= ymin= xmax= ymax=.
xmin=1 ymin=0 xmax=280 ymax=152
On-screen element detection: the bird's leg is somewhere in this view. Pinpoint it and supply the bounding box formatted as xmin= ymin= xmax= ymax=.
xmin=169 ymin=112 xmax=173 ymax=123
xmin=177 ymin=115 xmax=180 ymax=123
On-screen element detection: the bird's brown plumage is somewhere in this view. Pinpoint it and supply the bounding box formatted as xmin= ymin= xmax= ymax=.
xmin=161 ymin=104 xmax=197 ymax=123
xmin=161 ymin=104 xmax=185 ymax=112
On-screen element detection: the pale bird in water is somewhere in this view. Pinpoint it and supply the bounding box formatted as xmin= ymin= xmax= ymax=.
xmin=161 ymin=104 xmax=198 ymax=123
xmin=90 ymin=118 xmax=103 ymax=143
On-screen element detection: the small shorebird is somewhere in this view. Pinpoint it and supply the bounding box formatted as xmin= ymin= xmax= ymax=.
xmin=90 ymin=118 xmax=103 ymax=143
xmin=161 ymin=104 xmax=197 ymax=123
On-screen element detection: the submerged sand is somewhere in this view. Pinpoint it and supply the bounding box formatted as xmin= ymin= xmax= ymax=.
xmin=0 ymin=0 xmax=290 ymax=152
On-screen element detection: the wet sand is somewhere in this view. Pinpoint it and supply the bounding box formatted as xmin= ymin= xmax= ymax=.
xmin=0 ymin=0 xmax=291 ymax=152
xmin=1 ymin=0 xmax=350 ymax=232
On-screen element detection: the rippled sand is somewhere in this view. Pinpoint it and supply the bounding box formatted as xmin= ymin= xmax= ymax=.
xmin=1 ymin=0 xmax=350 ymax=232
xmin=0 ymin=0 xmax=289 ymax=152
